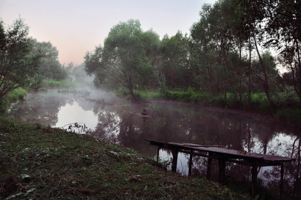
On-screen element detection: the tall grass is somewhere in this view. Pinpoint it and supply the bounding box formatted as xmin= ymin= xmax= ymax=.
xmin=42 ymin=80 xmax=77 ymax=88
xmin=0 ymin=87 xmax=28 ymax=115
xmin=6 ymin=87 xmax=27 ymax=102
xmin=162 ymin=88 xmax=208 ymax=103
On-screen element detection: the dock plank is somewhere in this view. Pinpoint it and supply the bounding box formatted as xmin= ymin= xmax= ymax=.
xmin=146 ymin=139 xmax=295 ymax=163
xmin=146 ymin=139 xmax=295 ymax=197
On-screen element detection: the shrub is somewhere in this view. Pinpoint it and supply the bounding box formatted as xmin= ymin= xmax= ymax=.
xmin=7 ymin=88 xmax=27 ymax=103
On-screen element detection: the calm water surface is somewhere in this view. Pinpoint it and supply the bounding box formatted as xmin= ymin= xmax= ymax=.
xmin=8 ymin=89 xmax=301 ymax=199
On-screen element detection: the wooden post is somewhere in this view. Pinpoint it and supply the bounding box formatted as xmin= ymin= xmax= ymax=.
xmin=218 ymin=158 xmax=226 ymax=184
xmin=280 ymin=163 xmax=284 ymax=199
xmin=251 ymin=164 xmax=257 ymax=197
xmin=207 ymin=153 xmax=212 ymax=181
xmin=156 ymin=146 xmax=160 ymax=163
xmin=188 ymin=150 xmax=193 ymax=176
xmin=171 ymin=149 xmax=178 ymax=172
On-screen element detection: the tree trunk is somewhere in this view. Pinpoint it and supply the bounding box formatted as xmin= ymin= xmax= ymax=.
xmin=253 ymin=35 xmax=276 ymax=110
xmin=248 ymin=36 xmax=252 ymax=105
xmin=128 ymin=75 xmax=135 ymax=100
xmin=295 ymin=41 xmax=301 ymax=104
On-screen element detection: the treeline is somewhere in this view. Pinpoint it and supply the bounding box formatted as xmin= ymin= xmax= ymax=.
xmin=0 ymin=18 xmax=69 ymax=112
xmin=85 ymin=0 xmax=301 ymax=117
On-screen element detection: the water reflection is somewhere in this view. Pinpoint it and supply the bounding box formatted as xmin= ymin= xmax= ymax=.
xmin=8 ymin=91 xmax=301 ymax=199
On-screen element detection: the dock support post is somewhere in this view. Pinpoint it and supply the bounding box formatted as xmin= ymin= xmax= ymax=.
xmin=207 ymin=153 xmax=212 ymax=181
xmin=218 ymin=158 xmax=226 ymax=184
xmin=188 ymin=150 xmax=193 ymax=176
xmin=280 ymin=163 xmax=284 ymax=199
xmin=251 ymin=164 xmax=257 ymax=197
xmin=171 ymin=149 xmax=178 ymax=172
xmin=156 ymin=146 xmax=160 ymax=163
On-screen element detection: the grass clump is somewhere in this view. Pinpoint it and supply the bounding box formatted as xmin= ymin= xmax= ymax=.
xmin=134 ymin=90 xmax=163 ymax=101
xmin=0 ymin=117 xmax=251 ymax=200
xmin=0 ymin=88 xmax=28 ymax=115
xmin=6 ymin=87 xmax=27 ymax=103
xmin=57 ymin=89 xmax=70 ymax=93
xmin=42 ymin=80 xmax=77 ymax=89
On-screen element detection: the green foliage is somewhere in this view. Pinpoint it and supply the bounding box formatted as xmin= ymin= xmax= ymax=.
xmin=135 ymin=90 xmax=163 ymax=101
xmin=0 ymin=98 xmax=7 ymax=115
xmin=0 ymin=88 xmax=27 ymax=115
xmin=31 ymin=39 xmax=68 ymax=81
xmin=160 ymin=88 xmax=206 ymax=103
xmin=160 ymin=32 xmax=191 ymax=89
xmin=85 ymin=19 xmax=161 ymax=99
xmin=6 ymin=88 xmax=27 ymax=103
xmin=0 ymin=18 xmax=43 ymax=99
xmin=42 ymin=80 xmax=77 ymax=88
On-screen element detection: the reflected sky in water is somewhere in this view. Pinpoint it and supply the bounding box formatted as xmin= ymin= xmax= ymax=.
xmin=56 ymin=100 xmax=98 ymax=130
xmin=8 ymin=89 xmax=301 ymax=199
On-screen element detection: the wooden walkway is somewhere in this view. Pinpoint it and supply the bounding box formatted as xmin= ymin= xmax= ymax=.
xmin=146 ymin=139 xmax=295 ymax=198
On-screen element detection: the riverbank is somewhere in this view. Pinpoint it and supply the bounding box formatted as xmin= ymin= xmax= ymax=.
xmin=0 ymin=80 xmax=78 ymax=115
xmin=124 ymin=89 xmax=301 ymax=126
xmin=0 ymin=117 xmax=252 ymax=199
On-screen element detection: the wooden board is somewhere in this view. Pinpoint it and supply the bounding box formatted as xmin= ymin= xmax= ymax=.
xmin=135 ymin=114 xmax=151 ymax=118
xmin=145 ymin=139 xmax=295 ymax=163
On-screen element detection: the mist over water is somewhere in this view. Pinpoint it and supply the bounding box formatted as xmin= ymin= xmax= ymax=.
xmin=8 ymin=88 xmax=301 ymax=199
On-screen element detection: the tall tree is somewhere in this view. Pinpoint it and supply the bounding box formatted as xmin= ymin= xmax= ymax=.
xmin=85 ymin=19 xmax=159 ymax=99
xmin=0 ymin=19 xmax=42 ymax=99
xmin=160 ymin=32 xmax=191 ymax=89
xmin=265 ymin=0 xmax=301 ymax=104
xmin=32 ymin=39 xmax=67 ymax=81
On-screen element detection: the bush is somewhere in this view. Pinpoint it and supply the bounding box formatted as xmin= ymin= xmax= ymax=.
xmin=161 ymin=88 xmax=201 ymax=103
xmin=0 ymin=88 xmax=27 ymax=115
xmin=7 ymin=88 xmax=27 ymax=103
xmin=134 ymin=90 xmax=162 ymax=101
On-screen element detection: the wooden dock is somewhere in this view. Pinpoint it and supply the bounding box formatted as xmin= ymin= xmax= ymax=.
xmin=146 ymin=139 xmax=295 ymax=198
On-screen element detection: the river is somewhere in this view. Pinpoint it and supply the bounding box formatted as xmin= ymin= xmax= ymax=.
xmin=8 ymin=88 xmax=301 ymax=199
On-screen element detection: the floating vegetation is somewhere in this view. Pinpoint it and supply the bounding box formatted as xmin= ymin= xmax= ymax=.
xmin=61 ymin=122 xmax=89 ymax=133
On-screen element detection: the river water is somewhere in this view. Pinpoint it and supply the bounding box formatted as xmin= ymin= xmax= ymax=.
xmin=8 ymin=89 xmax=301 ymax=199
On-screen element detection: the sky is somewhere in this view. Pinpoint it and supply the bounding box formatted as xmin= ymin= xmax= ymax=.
xmin=1 ymin=0 xmax=217 ymax=66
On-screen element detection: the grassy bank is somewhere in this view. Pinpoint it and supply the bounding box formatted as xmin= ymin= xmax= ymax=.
xmin=0 ymin=117 xmax=251 ymax=200
xmin=42 ymin=80 xmax=77 ymax=89
xmin=0 ymin=79 xmax=78 ymax=115
xmin=0 ymin=88 xmax=28 ymax=114
xmin=125 ymin=88 xmax=301 ymax=123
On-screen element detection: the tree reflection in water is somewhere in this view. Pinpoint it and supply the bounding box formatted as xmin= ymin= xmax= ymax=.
xmin=8 ymin=93 xmax=301 ymax=199
xmin=8 ymin=90 xmax=72 ymax=126
xmin=88 ymin=101 xmax=300 ymax=199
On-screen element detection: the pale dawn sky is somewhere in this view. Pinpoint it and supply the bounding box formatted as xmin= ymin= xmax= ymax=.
xmin=1 ymin=0 xmax=217 ymax=66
